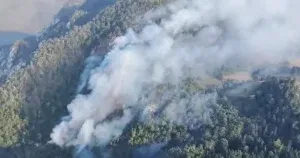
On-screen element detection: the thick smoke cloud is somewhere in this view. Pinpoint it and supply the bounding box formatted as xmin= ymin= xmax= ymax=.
xmin=76 ymin=56 xmax=103 ymax=94
xmin=51 ymin=0 xmax=300 ymax=153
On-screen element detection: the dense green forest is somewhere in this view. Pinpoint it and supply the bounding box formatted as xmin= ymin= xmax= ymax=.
xmin=0 ymin=0 xmax=165 ymax=157
xmin=110 ymin=77 xmax=300 ymax=158
xmin=1 ymin=0 xmax=300 ymax=158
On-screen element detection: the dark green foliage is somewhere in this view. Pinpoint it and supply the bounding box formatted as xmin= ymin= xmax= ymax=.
xmin=105 ymin=77 xmax=300 ymax=158
xmin=2 ymin=0 xmax=300 ymax=158
xmin=0 ymin=0 xmax=167 ymax=156
xmin=129 ymin=122 xmax=191 ymax=146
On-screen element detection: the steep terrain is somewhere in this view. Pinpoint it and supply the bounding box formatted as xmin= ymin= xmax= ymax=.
xmin=1 ymin=0 xmax=300 ymax=158
xmin=0 ymin=0 xmax=89 ymax=85
xmin=0 ymin=0 xmax=162 ymax=157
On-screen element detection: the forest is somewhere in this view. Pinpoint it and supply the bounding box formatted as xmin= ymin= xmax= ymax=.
xmin=1 ymin=0 xmax=300 ymax=158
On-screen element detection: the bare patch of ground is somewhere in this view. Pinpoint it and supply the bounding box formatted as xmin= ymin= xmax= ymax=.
xmin=223 ymin=71 xmax=252 ymax=81
xmin=287 ymin=59 xmax=300 ymax=67
xmin=201 ymin=76 xmax=222 ymax=86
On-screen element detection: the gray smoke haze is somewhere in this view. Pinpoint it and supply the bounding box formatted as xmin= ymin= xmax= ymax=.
xmin=50 ymin=0 xmax=300 ymax=153
xmin=74 ymin=146 xmax=95 ymax=158
xmin=76 ymin=56 xmax=103 ymax=94
xmin=0 ymin=0 xmax=69 ymax=33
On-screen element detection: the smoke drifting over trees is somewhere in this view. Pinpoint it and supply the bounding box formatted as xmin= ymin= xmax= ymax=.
xmin=1 ymin=0 xmax=300 ymax=157
xmin=50 ymin=0 xmax=300 ymax=157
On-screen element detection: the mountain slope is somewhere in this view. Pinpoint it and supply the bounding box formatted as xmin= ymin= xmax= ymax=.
xmin=1 ymin=0 xmax=300 ymax=158
xmin=0 ymin=0 xmax=165 ymax=157
xmin=0 ymin=0 xmax=91 ymax=86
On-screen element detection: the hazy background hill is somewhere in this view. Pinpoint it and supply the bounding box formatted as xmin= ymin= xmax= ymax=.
xmin=0 ymin=31 xmax=32 ymax=46
xmin=0 ymin=0 xmax=67 ymax=33
xmin=0 ymin=0 xmax=76 ymax=46
xmin=2 ymin=0 xmax=300 ymax=158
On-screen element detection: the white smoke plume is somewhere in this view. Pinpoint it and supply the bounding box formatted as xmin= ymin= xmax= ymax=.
xmin=76 ymin=56 xmax=103 ymax=94
xmin=51 ymin=0 xmax=300 ymax=151
xmin=74 ymin=146 xmax=95 ymax=158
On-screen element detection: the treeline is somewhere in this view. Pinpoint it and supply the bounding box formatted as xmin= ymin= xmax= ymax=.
xmin=0 ymin=0 xmax=165 ymax=157
xmin=106 ymin=77 xmax=300 ymax=158
xmin=252 ymin=65 xmax=300 ymax=81
xmin=4 ymin=0 xmax=300 ymax=157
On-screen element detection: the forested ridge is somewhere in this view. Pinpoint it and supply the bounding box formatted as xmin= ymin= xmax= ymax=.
xmin=1 ymin=0 xmax=300 ymax=158
xmin=97 ymin=77 xmax=300 ymax=158
xmin=0 ymin=0 xmax=165 ymax=157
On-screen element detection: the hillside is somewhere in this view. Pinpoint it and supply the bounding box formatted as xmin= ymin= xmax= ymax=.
xmin=1 ymin=0 xmax=300 ymax=158
xmin=0 ymin=0 xmax=93 ymax=86
xmin=0 ymin=0 xmax=162 ymax=157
